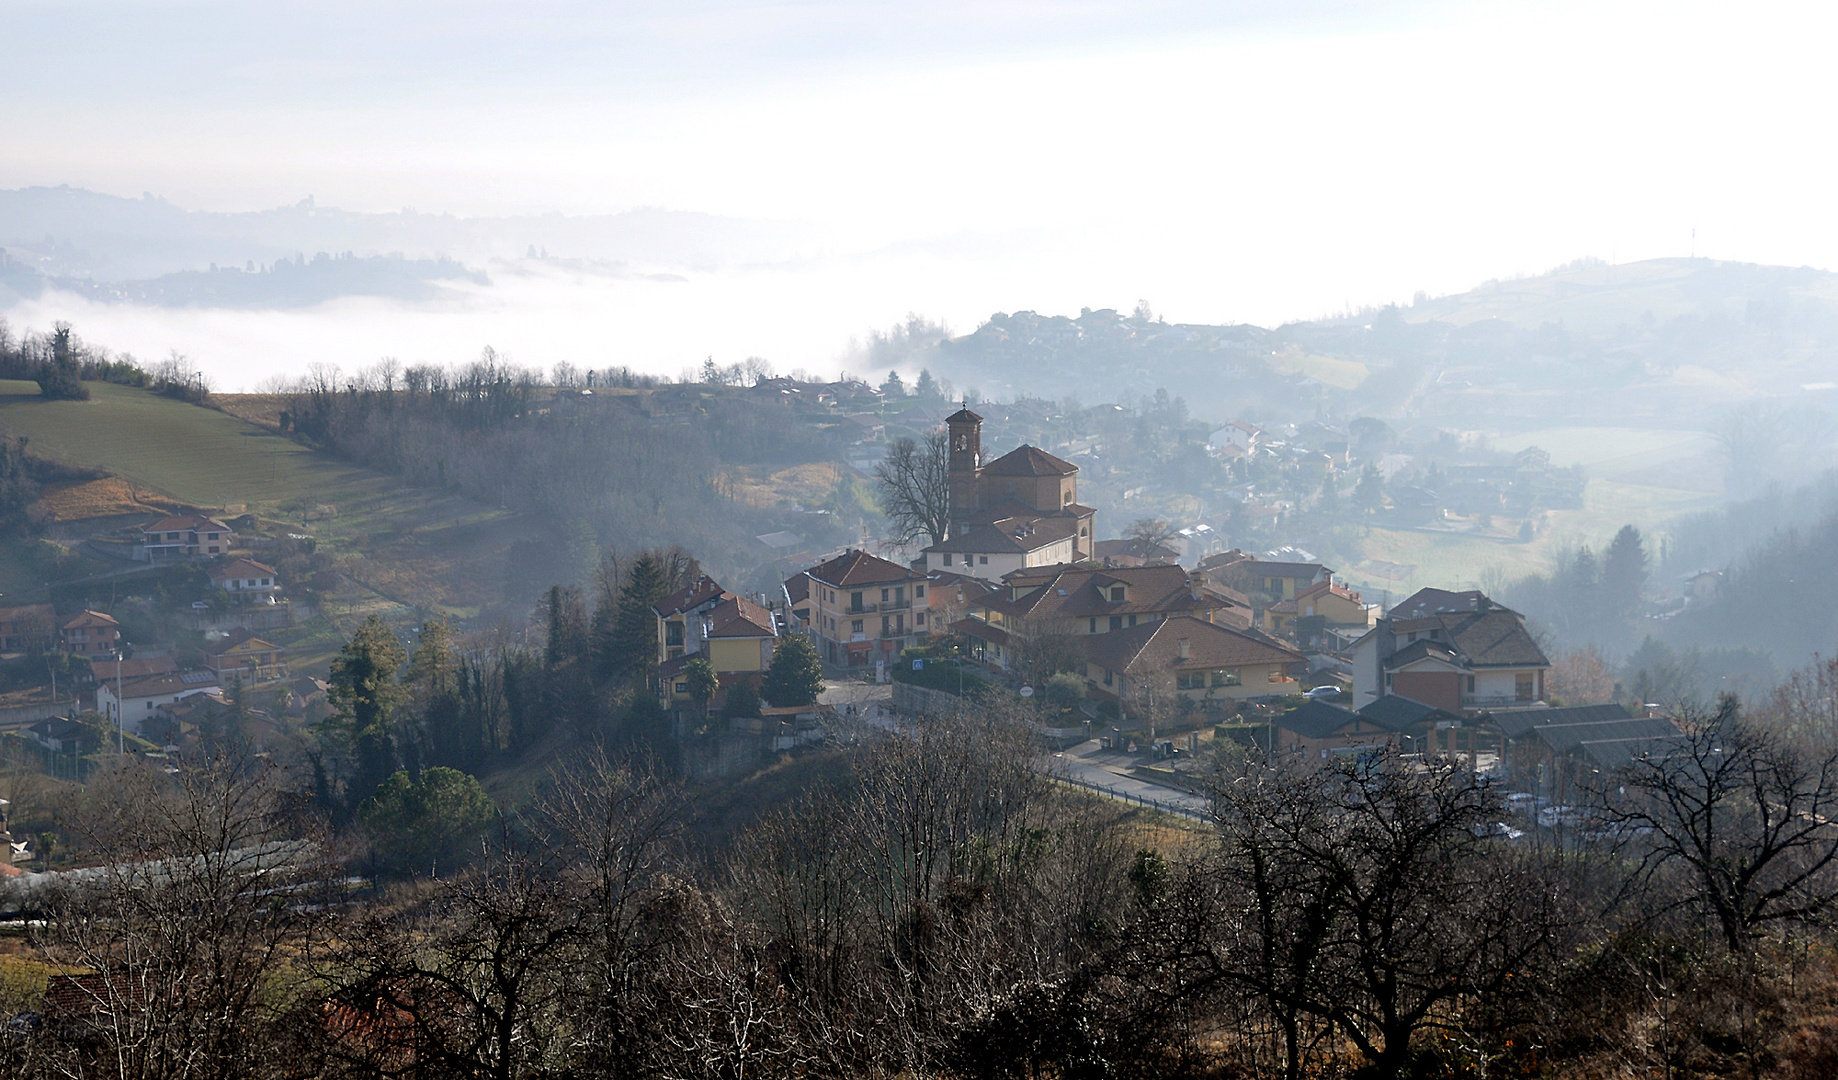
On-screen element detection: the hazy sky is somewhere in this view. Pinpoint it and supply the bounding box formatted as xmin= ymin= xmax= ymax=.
xmin=7 ymin=0 xmax=1838 ymax=384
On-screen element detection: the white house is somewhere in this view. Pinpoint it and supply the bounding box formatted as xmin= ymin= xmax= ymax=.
xmin=95 ymin=670 xmax=222 ymax=735
xmin=209 ymin=558 xmax=280 ymax=593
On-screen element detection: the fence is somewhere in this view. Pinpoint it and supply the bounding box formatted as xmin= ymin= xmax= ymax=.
xmin=1056 ymin=774 xmax=1212 ymax=823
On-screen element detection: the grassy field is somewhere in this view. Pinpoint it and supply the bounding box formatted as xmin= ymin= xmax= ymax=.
xmin=0 ymin=380 xmax=528 ymax=631
xmin=1339 ymin=477 xmax=1725 ymax=602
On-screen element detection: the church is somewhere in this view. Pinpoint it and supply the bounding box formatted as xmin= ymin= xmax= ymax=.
xmin=920 ymin=407 xmax=1098 ymax=579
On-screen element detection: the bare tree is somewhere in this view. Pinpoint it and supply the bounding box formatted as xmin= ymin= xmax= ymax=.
xmin=874 ymin=431 xmax=952 ymax=547
xmin=1595 ymin=696 xmax=1838 ymax=952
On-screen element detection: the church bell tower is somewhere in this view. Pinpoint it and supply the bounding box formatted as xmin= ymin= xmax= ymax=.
xmin=945 ymin=405 xmax=983 ymax=540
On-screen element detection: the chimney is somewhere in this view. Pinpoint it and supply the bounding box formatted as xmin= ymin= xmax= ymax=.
xmin=1187 ymin=568 xmax=1206 ymax=600
xmin=1178 ymin=638 xmax=1191 ymax=660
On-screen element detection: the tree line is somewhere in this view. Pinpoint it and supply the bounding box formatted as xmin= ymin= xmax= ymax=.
xmin=9 ymin=666 xmax=1838 ymax=1078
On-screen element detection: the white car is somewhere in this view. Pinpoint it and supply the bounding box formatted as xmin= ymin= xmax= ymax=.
xmin=1303 ymin=685 xmax=1344 ymax=700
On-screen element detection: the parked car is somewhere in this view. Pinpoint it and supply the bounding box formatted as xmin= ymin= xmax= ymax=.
xmin=1303 ymin=684 xmax=1344 ymax=700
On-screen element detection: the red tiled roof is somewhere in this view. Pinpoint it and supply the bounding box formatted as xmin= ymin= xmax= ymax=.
xmin=980 ymin=444 xmax=1078 ymax=477
xmin=208 ymin=558 xmax=277 ymax=580
xmin=806 ymin=549 xmax=922 ymax=588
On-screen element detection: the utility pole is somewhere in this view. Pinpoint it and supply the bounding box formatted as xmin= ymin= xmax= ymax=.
xmin=116 ymin=647 xmax=124 ymax=754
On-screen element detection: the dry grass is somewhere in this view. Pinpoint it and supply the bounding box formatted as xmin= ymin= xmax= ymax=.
xmin=32 ymin=477 xmax=182 ymax=522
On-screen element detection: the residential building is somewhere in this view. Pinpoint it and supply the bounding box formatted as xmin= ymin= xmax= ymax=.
xmin=654 ymin=575 xmax=732 ymax=663
xmin=922 ymin=408 xmax=1097 ymax=578
xmin=659 ymin=596 xmax=781 ymax=708
xmin=954 ymin=563 xmax=1250 ymax=674
xmin=59 ymin=610 xmax=121 ymax=656
xmin=795 ymin=549 xmax=929 ymax=667
xmin=1266 ymin=578 xmax=1377 ymax=640
xmin=25 ymin=717 xmax=103 ymax=755
xmin=1092 ymin=537 xmax=1181 ymax=567
xmin=96 ymin=670 xmax=222 ymax=734
xmin=1082 ymin=615 xmax=1306 ymax=717
xmin=0 ymin=603 xmax=55 ymax=653
xmin=1349 ymin=588 xmax=1550 ymax=712
xmin=202 ymin=631 xmax=286 ymax=682
xmin=1198 ymin=550 xmax=1332 ymax=606
xmin=209 ymin=558 xmax=281 ymax=593
xmin=138 ymin=515 xmax=235 ymax=559
xmin=1259 ymin=700 xmax=1410 ymax=759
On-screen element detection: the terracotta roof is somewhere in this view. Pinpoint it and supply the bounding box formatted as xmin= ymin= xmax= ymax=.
xmin=85 ymin=654 xmax=177 ymax=680
xmin=946 ymin=407 xmax=984 ymax=424
xmin=1092 ymin=538 xmax=1180 ymax=563
xmin=952 ymin=617 xmax=1009 ymax=646
xmin=1389 ymin=587 xmax=1491 ymax=618
xmin=806 ymin=549 xmax=922 ymax=588
xmin=980 ymin=444 xmax=1078 ymax=477
xmin=653 ymin=575 xmax=729 ymax=618
xmin=44 ymin=971 xmax=151 ymax=1021
xmin=60 ymin=609 xmax=119 ymax=630
xmin=707 ymin=597 xmax=777 ymax=639
xmin=208 ymin=558 xmax=277 ymax=580
xmin=1082 ymin=615 xmax=1305 ymax=677
xmin=782 ymin=574 xmax=810 ymax=605
xmin=140 ymin=514 xmax=230 ymax=535
xmin=203 ymin=631 xmax=280 ymax=657
xmin=978 ymin=564 xmax=1239 ymax=623
xmin=1395 ymin=609 xmax=1547 ymax=669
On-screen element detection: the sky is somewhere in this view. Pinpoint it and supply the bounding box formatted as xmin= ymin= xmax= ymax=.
xmin=6 ymin=0 xmax=1838 ymax=386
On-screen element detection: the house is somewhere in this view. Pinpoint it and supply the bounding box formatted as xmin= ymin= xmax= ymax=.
xmin=209 ymin=558 xmax=280 ymax=593
xmin=1198 ymin=550 xmax=1333 ymax=607
xmin=659 ymin=596 xmax=780 ymax=708
xmin=1356 ymin=693 xmax=1471 ymax=757
xmin=1349 ymin=588 xmax=1550 ymax=712
xmin=25 ymin=716 xmax=104 ymax=754
xmin=1211 ymin=420 xmax=1264 ymax=453
xmin=137 ymin=514 xmax=235 ymax=559
xmin=1260 ymin=700 xmax=1408 ymax=759
xmin=1092 ymin=537 xmax=1181 ymax=567
xmin=1082 ymin=615 xmax=1306 ymax=717
xmin=202 ymin=631 xmax=286 ymax=682
xmin=654 ymin=575 xmax=733 ymax=663
xmin=922 ymin=409 xmax=1097 ymax=578
xmin=84 ymin=653 xmax=177 ymax=682
xmin=0 ymin=603 xmax=55 ymax=653
xmin=955 ymin=563 xmax=1251 ymax=674
xmin=96 ymin=670 xmax=223 ymax=734
xmin=1266 ymin=578 xmax=1377 ymax=641
xmin=781 ymin=573 xmax=813 ymax=634
xmin=796 ymin=549 xmax=930 ymax=667
xmin=1489 ymin=704 xmax=1683 ymax=795
xmin=59 ymin=610 xmax=121 ymax=656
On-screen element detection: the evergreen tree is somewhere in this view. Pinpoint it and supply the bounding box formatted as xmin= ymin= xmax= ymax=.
xmin=914 ymin=368 xmax=941 ymax=401
xmin=1602 ymin=524 xmax=1649 ymax=616
xmin=762 ymin=633 xmax=824 ymax=707
xmin=326 ymin=615 xmax=408 ymax=813
xmin=602 ymin=554 xmax=672 ymax=685
xmin=544 ymin=585 xmax=589 ymax=669
xmin=880 ymin=369 xmax=907 ymax=398
xmin=722 ymin=677 xmax=762 ymax=719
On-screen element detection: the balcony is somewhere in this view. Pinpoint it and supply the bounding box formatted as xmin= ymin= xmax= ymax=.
xmin=843 ymin=598 xmax=914 ymax=615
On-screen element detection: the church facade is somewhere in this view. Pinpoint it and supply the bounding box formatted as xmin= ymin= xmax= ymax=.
xmin=921 ymin=407 xmax=1098 ymax=580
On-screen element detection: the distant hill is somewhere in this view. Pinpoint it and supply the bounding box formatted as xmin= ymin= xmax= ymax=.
xmin=0 ymin=185 xmax=799 ymax=283
xmin=916 ymin=258 xmax=1838 ymax=430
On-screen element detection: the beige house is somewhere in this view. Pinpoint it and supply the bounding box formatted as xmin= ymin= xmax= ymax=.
xmin=203 ymin=631 xmax=286 ymax=682
xmin=659 ymin=596 xmax=780 ymax=708
xmin=139 ymin=515 xmax=235 ymax=559
xmin=1350 ymin=588 xmax=1550 ymax=713
xmin=59 ymin=610 xmax=121 ymax=656
xmin=209 ymin=558 xmax=280 ymax=593
xmin=1081 ymin=615 xmax=1307 ymax=718
xmin=795 ymin=550 xmax=929 ymax=667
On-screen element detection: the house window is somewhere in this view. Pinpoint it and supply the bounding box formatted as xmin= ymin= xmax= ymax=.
xmin=916 ymin=613 xmax=925 ymax=626
xmin=1127 ymin=615 xmax=1137 ymax=627
xmin=881 ymin=588 xmax=890 ymax=603
xmin=675 ymin=681 xmax=689 ymax=694
xmin=1102 ymin=668 xmax=1113 ymax=686
xmin=1176 ymin=671 xmax=1206 ymax=690
xmin=1516 ymin=674 xmax=1535 ymax=701
xmin=914 ymin=585 xmax=924 ymax=598
xmin=1466 ymin=675 xmax=1476 ymax=693
xmin=1212 ymin=670 xmax=1241 ymax=687
xmin=943 ymin=553 xmax=953 ymax=566
xmin=1089 ymin=617 xmax=1097 ymax=633
xmin=666 ymin=624 xmax=685 ymax=647
xmin=1109 ymin=616 xmax=1123 ymax=631
xmin=1110 ymin=586 xmax=1125 ymax=601
xmin=851 ymin=619 xmax=863 ymax=635
xmin=851 ymin=591 xmax=864 ymax=611
xmin=978 ymin=556 xmax=988 ymax=565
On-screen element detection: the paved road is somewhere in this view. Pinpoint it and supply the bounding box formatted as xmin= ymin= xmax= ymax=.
xmin=1050 ymin=739 xmax=1212 ymax=819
